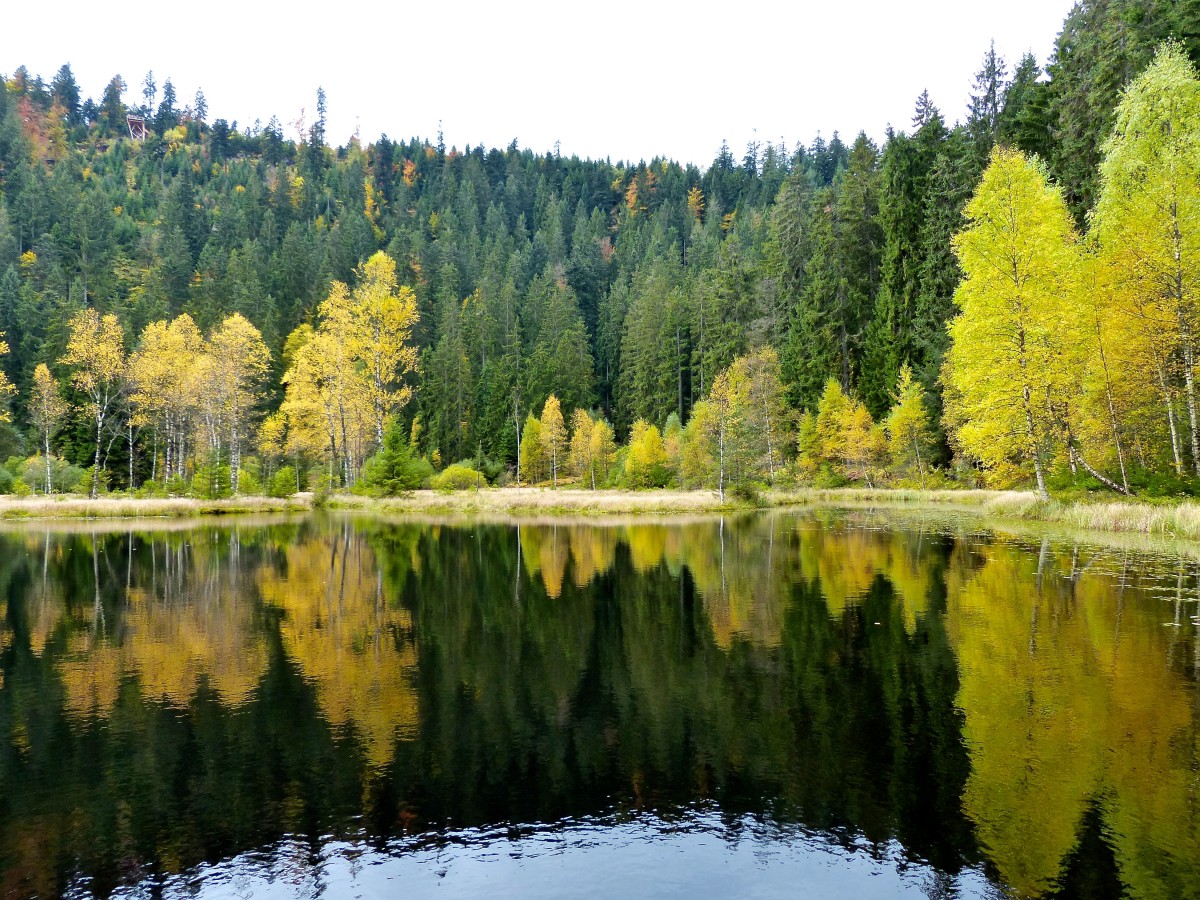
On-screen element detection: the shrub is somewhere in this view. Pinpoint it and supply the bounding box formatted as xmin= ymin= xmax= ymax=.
xmin=269 ymin=466 xmax=297 ymax=498
xmin=11 ymin=478 xmax=31 ymax=497
xmin=431 ymin=463 xmax=487 ymax=492
xmin=731 ymin=481 xmax=764 ymax=506
xmin=135 ymin=479 xmax=169 ymax=499
xmin=237 ymin=467 xmax=263 ymax=496
xmin=312 ymin=473 xmax=335 ymax=508
xmin=76 ymin=467 xmax=110 ymax=497
xmin=359 ymin=421 xmax=431 ymax=495
xmin=192 ymin=462 xmax=232 ymax=499
xmin=0 ymin=468 xmax=12 ymax=494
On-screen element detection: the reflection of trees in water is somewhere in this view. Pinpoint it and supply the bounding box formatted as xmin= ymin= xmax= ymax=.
xmin=0 ymin=527 xmax=269 ymax=718
xmin=513 ymin=516 xmax=938 ymax=649
xmin=946 ymin=539 xmax=1200 ymax=898
xmin=0 ymin=518 xmax=1195 ymax=898
xmin=257 ymin=521 xmax=419 ymax=768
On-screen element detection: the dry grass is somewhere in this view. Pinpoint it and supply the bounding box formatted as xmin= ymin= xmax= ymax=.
xmin=8 ymin=485 xmax=1200 ymax=543
xmin=0 ymin=494 xmax=310 ymax=521
xmin=770 ymin=487 xmax=1200 ymax=542
xmin=330 ymin=487 xmax=734 ymax=518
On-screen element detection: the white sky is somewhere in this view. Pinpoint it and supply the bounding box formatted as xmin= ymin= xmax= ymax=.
xmin=2 ymin=0 xmax=1077 ymax=167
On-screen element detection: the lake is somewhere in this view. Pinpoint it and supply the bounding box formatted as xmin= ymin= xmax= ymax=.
xmin=0 ymin=510 xmax=1196 ymax=898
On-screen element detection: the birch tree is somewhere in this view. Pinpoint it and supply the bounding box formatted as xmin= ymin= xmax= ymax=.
xmin=1092 ymin=42 xmax=1200 ymax=475
xmin=61 ymin=309 xmax=126 ymax=497
xmin=943 ymin=147 xmax=1080 ymax=498
xmin=29 ymin=364 xmax=67 ymax=493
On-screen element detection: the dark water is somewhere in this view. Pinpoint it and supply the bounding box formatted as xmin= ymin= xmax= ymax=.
xmin=0 ymin=512 xmax=1196 ymax=899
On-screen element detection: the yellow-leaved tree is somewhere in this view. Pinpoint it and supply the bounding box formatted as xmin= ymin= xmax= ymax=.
xmin=207 ymin=314 xmax=270 ymax=494
xmin=128 ymin=315 xmax=204 ymax=483
xmin=624 ymin=419 xmax=668 ymax=488
xmin=568 ymin=408 xmax=609 ymax=489
xmin=884 ymin=365 xmax=935 ymax=486
xmin=0 ymin=332 xmax=14 ymax=424
xmin=539 ymin=394 xmax=567 ymax=487
xmin=347 ymin=252 xmax=420 ymax=446
xmin=61 ymin=309 xmax=127 ymax=497
xmin=943 ymin=147 xmax=1081 ymax=498
xmin=1091 ymin=42 xmax=1200 ymax=475
xmin=29 ymin=364 xmax=67 ymax=494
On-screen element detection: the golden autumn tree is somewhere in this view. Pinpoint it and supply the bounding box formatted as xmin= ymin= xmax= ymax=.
xmin=1092 ymin=42 xmax=1200 ymax=475
xmin=128 ymin=315 xmax=204 ymax=483
xmin=61 ymin=309 xmax=126 ymax=497
xmin=539 ymin=394 xmax=567 ymax=487
xmin=568 ymin=408 xmax=604 ymax=489
xmin=884 ymin=365 xmax=935 ymax=485
xmin=28 ymin=364 xmax=67 ymax=493
xmin=206 ymin=314 xmax=270 ymax=494
xmin=0 ymin=332 xmax=14 ymax=423
xmin=943 ymin=147 xmax=1080 ymax=498
xmin=346 ymin=252 xmax=420 ymax=447
xmin=624 ymin=418 xmax=668 ymax=488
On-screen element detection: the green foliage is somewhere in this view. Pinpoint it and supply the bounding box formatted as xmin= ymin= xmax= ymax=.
xmin=269 ymin=466 xmax=298 ymax=498
xmin=2 ymin=12 xmax=1199 ymax=499
xmin=192 ymin=460 xmax=232 ymax=499
xmin=76 ymin=467 xmax=110 ymax=497
xmin=359 ymin=421 xmax=430 ymax=496
xmin=134 ymin=479 xmax=169 ymax=498
xmin=431 ymin=463 xmax=487 ymax=492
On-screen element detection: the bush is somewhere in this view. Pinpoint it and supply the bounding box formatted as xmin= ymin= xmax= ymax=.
xmin=237 ymin=467 xmax=263 ymax=496
xmin=431 ymin=463 xmax=487 ymax=492
xmin=312 ymin=473 xmax=335 ymax=508
xmin=192 ymin=462 xmax=232 ymax=499
xmin=731 ymin=481 xmax=764 ymax=506
xmin=76 ymin=467 xmax=110 ymax=497
xmin=10 ymin=478 xmax=31 ymax=497
xmin=18 ymin=453 xmax=88 ymax=496
xmin=359 ymin=421 xmax=431 ymax=495
xmin=165 ymin=475 xmax=188 ymax=496
xmin=0 ymin=468 xmax=12 ymax=494
xmin=269 ymin=466 xmax=298 ymax=498
xmin=135 ymin=479 xmax=169 ymax=499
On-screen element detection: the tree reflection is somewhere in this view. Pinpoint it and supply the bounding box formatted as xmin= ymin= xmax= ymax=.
xmin=0 ymin=515 xmax=1194 ymax=898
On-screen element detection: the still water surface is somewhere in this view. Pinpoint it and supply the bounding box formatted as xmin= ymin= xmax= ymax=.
xmin=0 ymin=511 xmax=1196 ymax=898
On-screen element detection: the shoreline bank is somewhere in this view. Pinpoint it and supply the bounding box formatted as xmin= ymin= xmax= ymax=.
xmin=3 ymin=487 xmax=1200 ymax=544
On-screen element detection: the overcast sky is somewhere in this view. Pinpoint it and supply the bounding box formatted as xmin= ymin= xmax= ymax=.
xmin=3 ymin=0 xmax=1077 ymax=166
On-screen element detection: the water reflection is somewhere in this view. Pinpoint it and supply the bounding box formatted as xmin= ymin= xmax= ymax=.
xmin=0 ymin=513 xmax=1194 ymax=898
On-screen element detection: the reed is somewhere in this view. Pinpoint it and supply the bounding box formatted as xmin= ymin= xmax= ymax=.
xmin=0 ymin=495 xmax=310 ymax=520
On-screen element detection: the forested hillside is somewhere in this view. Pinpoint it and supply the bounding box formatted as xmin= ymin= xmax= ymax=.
xmin=0 ymin=0 xmax=1198 ymax=498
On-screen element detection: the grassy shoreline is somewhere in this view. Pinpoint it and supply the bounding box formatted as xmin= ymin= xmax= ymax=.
xmin=0 ymin=495 xmax=311 ymax=520
xmin=4 ymin=487 xmax=1200 ymax=544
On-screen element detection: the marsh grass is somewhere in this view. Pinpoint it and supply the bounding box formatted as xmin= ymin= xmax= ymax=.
xmin=770 ymin=488 xmax=1200 ymax=541
xmin=8 ymin=485 xmax=1200 ymax=543
xmin=0 ymin=495 xmax=309 ymax=520
xmin=329 ymin=487 xmax=739 ymax=517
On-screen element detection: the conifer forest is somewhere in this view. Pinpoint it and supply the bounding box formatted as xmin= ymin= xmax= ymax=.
xmin=2 ymin=0 xmax=1200 ymax=501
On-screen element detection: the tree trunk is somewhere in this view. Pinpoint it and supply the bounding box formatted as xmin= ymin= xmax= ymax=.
xmin=1184 ymin=339 xmax=1200 ymax=475
xmin=1022 ymin=382 xmax=1048 ymax=500
xmin=717 ymin=421 xmax=726 ymax=502
xmin=1095 ymin=321 xmax=1130 ymax=494
xmin=1069 ymin=441 xmax=1130 ymax=495
xmin=1155 ymin=355 xmax=1184 ymax=475
xmin=92 ymin=413 xmax=103 ymax=498
xmin=44 ymin=431 xmax=52 ymax=495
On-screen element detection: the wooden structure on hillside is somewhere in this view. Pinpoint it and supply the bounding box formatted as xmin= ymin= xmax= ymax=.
xmin=126 ymin=114 xmax=148 ymax=141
